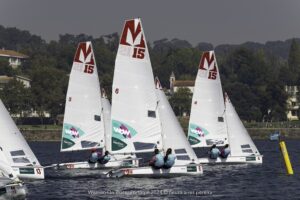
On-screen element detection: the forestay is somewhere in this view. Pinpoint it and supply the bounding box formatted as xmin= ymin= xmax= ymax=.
xmin=0 ymin=100 xmax=41 ymax=168
xmin=225 ymin=93 xmax=261 ymax=157
xmin=188 ymin=51 xmax=228 ymax=147
xmin=155 ymin=78 xmax=198 ymax=164
xmin=61 ymin=42 xmax=105 ymax=151
xmin=111 ymin=18 xmax=162 ymax=154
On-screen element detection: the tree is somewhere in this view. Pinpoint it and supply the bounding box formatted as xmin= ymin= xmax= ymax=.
xmin=0 ymin=79 xmax=32 ymax=118
xmin=288 ymin=39 xmax=300 ymax=84
xmin=30 ymin=67 xmax=68 ymax=123
xmin=169 ymin=88 xmax=192 ymax=116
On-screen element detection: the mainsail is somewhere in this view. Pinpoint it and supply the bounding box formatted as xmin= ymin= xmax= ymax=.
xmin=61 ymin=42 xmax=105 ymax=151
xmin=111 ymin=18 xmax=162 ymax=154
xmin=101 ymin=89 xmax=112 ymax=152
xmin=188 ymin=51 xmax=228 ymax=147
xmin=0 ymin=100 xmax=41 ymax=168
xmin=155 ymin=78 xmax=198 ymax=164
xmin=225 ymin=93 xmax=261 ymax=157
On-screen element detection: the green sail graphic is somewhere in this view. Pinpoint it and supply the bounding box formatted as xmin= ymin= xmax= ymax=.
xmin=111 ymin=119 xmax=137 ymax=151
xmin=188 ymin=123 xmax=209 ymax=145
xmin=62 ymin=123 xmax=85 ymax=149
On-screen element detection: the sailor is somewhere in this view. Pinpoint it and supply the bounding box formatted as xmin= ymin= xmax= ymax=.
xmin=163 ymin=148 xmax=176 ymax=169
xmin=220 ymin=144 xmax=230 ymax=158
xmin=208 ymin=144 xmax=220 ymax=159
xmin=88 ymin=148 xmax=100 ymax=163
xmin=149 ymin=148 xmax=164 ymax=169
xmin=98 ymin=150 xmax=111 ymax=165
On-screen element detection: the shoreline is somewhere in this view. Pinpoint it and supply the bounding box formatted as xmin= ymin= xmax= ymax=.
xmin=22 ymin=128 xmax=300 ymax=141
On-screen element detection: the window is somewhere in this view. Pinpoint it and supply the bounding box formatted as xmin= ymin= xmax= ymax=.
xmin=174 ymin=149 xmax=187 ymax=154
xmin=10 ymin=150 xmax=25 ymax=156
xmin=218 ymin=117 xmax=224 ymax=122
xmin=291 ymin=110 xmax=298 ymax=116
xmin=148 ymin=110 xmax=156 ymax=118
xmin=94 ymin=115 xmax=101 ymax=121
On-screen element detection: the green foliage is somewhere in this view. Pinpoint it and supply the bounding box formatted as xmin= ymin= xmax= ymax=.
xmin=0 ymin=25 xmax=298 ymax=123
xmin=0 ymin=79 xmax=31 ymax=116
xmin=169 ymin=88 xmax=192 ymax=116
xmin=288 ymin=39 xmax=300 ymax=84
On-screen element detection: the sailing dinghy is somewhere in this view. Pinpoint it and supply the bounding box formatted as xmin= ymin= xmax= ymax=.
xmin=0 ymin=160 xmax=26 ymax=198
xmin=0 ymin=100 xmax=44 ymax=179
xmin=56 ymin=42 xmax=135 ymax=170
xmin=109 ymin=18 xmax=202 ymax=177
xmin=188 ymin=51 xmax=262 ymax=164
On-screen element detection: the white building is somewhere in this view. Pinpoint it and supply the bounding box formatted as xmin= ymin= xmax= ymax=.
xmin=169 ymin=72 xmax=195 ymax=94
xmin=0 ymin=49 xmax=28 ymax=68
xmin=285 ymin=85 xmax=299 ymax=121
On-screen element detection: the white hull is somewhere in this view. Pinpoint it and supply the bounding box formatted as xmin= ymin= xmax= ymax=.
xmin=198 ymin=155 xmax=263 ymax=164
xmin=0 ymin=181 xmax=26 ymax=199
xmin=109 ymin=164 xmax=203 ymax=178
xmin=53 ymin=158 xmax=139 ymax=170
xmin=13 ymin=166 xmax=45 ymax=180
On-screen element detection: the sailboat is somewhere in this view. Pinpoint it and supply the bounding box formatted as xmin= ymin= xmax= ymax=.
xmin=109 ymin=18 xmax=202 ymax=177
xmin=0 ymin=161 xmax=26 ymax=198
xmin=188 ymin=51 xmax=262 ymax=164
xmin=0 ymin=100 xmax=44 ymax=179
xmin=56 ymin=42 xmax=132 ymax=170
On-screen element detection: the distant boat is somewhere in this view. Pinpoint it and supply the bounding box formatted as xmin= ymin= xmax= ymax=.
xmin=188 ymin=51 xmax=262 ymax=164
xmin=0 ymin=100 xmax=44 ymax=179
xmin=57 ymin=42 xmax=134 ymax=170
xmin=110 ymin=18 xmax=202 ymax=177
xmin=270 ymin=131 xmax=280 ymax=141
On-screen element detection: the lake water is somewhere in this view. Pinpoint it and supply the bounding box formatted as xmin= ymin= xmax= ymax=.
xmin=23 ymin=140 xmax=300 ymax=199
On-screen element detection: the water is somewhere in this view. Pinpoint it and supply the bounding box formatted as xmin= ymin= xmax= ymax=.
xmin=24 ymin=140 xmax=300 ymax=199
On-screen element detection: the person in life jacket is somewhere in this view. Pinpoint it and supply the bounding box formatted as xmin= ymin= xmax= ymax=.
xmin=98 ymin=150 xmax=111 ymax=165
xmin=149 ymin=148 xmax=164 ymax=169
xmin=88 ymin=148 xmax=100 ymax=163
xmin=208 ymin=144 xmax=220 ymax=159
xmin=220 ymin=144 xmax=230 ymax=158
xmin=163 ymin=148 xmax=176 ymax=169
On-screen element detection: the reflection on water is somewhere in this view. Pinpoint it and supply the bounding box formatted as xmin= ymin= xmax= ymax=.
xmin=23 ymin=140 xmax=300 ymax=199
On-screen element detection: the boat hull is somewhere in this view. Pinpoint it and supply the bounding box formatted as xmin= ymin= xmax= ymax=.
xmin=109 ymin=164 xmax=203 ymax=178
xmin=13 ymin=166 xmax=45 ymax=179
xmin=198 ymin=155 xmax=263 ymax=164
xmin=0 ymin=181 xmax=26 ymax=199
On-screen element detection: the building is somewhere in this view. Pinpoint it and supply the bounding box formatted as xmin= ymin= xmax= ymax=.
xmin=169 ymin=72 xmax=195 ymax=94
xmin=0 ymin=49 xmax=28 ymax=68
xmin=285 ymin=85 xmax=299 ymax=121
xmin=0 ymin=75 xmax=31 ymax=89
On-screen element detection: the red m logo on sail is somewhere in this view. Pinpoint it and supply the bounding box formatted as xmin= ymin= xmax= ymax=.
xmin=120 ymin=19 xmax=145 ymax=48
xmin=74 ymin=42 xmax=95 ymax=65
xmin=199 ymin=51 xmax=218 ymax=80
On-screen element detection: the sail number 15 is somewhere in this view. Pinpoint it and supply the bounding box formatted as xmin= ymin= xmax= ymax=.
xmin=132 ymin=47 xmax=145 ymax=59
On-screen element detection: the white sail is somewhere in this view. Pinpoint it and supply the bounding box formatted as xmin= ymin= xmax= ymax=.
xmin=0 ymin=100 xmax=41 ymax=168
xmin=101 ymin=89 xmax=112 ymax=151
xmin=155 ymin=78 xmax=198 ymax=164
xmin=188 ymin=51 xmax=228 ymax=147
xmin=111 ymin=18 xmax=162 ymax=154
xmin=225 ymin=93 xmax=261 ymax=157
xmin=61 ymin=42 xmax=105 ymax=151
